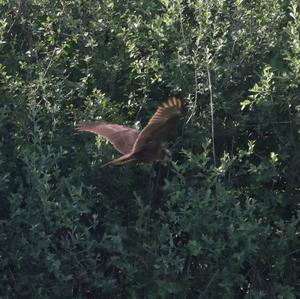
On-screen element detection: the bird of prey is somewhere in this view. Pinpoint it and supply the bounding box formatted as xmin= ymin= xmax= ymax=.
xmin=76 ymin=97 xmax=181 ymax=166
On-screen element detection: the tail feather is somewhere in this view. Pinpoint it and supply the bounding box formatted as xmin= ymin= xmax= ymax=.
xmin=101 ymin=153 xmax=135 ymax=168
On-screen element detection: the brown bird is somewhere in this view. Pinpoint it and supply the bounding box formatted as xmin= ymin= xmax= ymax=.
xmin=76 ymin=97 xmax=181 ymax=166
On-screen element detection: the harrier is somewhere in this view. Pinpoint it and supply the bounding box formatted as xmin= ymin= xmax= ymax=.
xmin=76 ymin=97 xmax=181 ymax=166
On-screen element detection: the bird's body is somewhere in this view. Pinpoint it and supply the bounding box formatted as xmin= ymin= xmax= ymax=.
xmin=76 ymin=97 xmax=181 ymax=166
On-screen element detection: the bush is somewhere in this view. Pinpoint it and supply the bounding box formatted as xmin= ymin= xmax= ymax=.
xmin=0 ymin=0 xmax=299 ymax=298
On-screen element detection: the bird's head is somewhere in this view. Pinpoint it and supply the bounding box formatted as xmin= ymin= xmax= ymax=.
xmin=162 ymin=148 xmax=172 ymax=161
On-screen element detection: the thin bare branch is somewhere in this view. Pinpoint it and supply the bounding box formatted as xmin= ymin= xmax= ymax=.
xmin=207 ymin=66 xmax=216 ymax=167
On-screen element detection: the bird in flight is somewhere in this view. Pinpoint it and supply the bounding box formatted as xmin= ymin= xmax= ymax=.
xmin=76 ymin=97 xmax=181 ymax=166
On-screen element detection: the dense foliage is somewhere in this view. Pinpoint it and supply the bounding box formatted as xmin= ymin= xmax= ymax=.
xmin=0 ymin=0 xmax=299 ymax=298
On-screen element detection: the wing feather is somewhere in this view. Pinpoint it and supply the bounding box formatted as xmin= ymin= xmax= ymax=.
xmin=133 ymin=97 xmax=181 ymax=152
xmin=76 ymin=121 xmax=139 ymax=154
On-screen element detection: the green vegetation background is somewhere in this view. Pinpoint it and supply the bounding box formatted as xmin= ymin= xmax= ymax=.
xmin=0 ymin=0 xmax=299 ymax=298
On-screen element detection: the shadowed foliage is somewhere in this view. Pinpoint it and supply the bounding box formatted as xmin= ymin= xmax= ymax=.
xmin=0 ymin=0 xmax=299 ymax=298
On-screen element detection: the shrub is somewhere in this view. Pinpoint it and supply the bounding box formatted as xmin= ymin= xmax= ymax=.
xmin=0 ymin=0 xmax=298 ymax=298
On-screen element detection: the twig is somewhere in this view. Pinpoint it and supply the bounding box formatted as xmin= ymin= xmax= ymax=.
xmin=186 ymin=67 xmax=198 ymax=124
xmin=178 ymin=5 xmax=188 ymax=55
xmin=7 ymin=0 xmax=23 ymax=34
xmin=135 ymin=96 xmax=148 ymax=122
xmin=199 ymin=269 xmax=219 ymax=298
xmin=36 ymin=3 xmax=65 ymax=91
xmin=207 ymin=66 xmax=216 ymax=167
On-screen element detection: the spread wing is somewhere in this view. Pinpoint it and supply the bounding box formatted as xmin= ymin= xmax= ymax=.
xmin=132 ymin=97 xmax=181 ymax=153
xmin=76 ymin=121 xmax=139 ymax=154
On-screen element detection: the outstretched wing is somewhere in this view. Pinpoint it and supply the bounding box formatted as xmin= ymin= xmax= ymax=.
xmin=76 ymin=121 xmax=139 ymax=154
xmin=132 ymin=97 xmax=181 ymax=153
